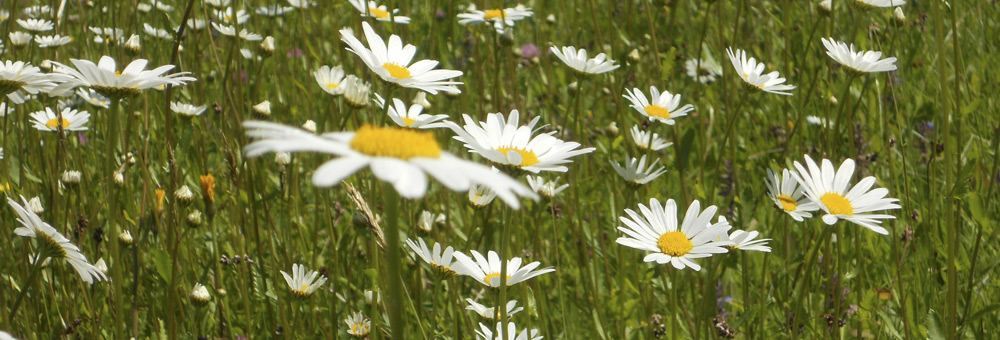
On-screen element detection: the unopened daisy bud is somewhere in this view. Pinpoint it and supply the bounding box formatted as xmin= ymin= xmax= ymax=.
xmin=568 ymin=81 xmax=578 ymax=91
xmin=216 ymin=288 xmax=227 ymax=296
xmin=187 ymin=210 xmax=203 ymax=227
xmin=412 ymin=91 xmax=431 ymax=109
xmin=124 ymin=34 xmax=141 ymax=54
xmin=95 ymin=258 xmax=108 ymax=275
xmin=892 ymin=8 xmax=906 ymax=25
xmin=27 ymin=196 xmax=44 ymax=214
xmin=606 ymin=121 xmax=619 ymax=135
xmin=39 ymin=59 xmax=53 ymax=70
xmin=253 ymin=100 xmax=271 ymax=117
xmin=364 ymin=290 xmax=379 ymax=305
xmin=301 ymin=120 xmax=317 ymax=133
xmin=199 ymin=174 xmax=215 ymax=203
xmin=118 ymin=230 xmax=134 ymax=245
xmin=190 ymin=283 xmax=211 ymax=305
xmin=114 ymin=171 xmax=125 ymax=185
xmin=61 ymin=170 xmax=82 ymax=184
xmin=546 ymin=14 xmax=556 ymax=23
xmin=259 ymin=36 xmax=275 ymax=56
xmin=829 ymin=96 xmax=839 ymax=105
xmin=628 ymin=49 xmax=641 ymax=61
xmin=174 ymin=185 xmax=194 ymax=203
xmin=275 ymin=152 xmax=291 ymax=165
xmin=155 ymin=189 xmax=166 ymax=212
xmin=342 ymin=75 xmax=371 ymax=107
xmin=818 ymin=0 xmax=832 ymax=14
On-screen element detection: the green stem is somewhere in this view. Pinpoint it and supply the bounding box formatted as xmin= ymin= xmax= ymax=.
xmin=382 ymin=182 xmax=405 ymax=339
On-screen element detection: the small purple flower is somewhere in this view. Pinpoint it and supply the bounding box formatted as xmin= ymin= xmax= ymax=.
xmin=520 ymin=44 xmax=540 ymax=59
xmin=285 ymin=48 xmax=303 ymax=59
xmin=232 ymin=70 xmax=247 ymax=83
xmin=78 ymin=133 xmax=89 ymax=145
xmin=435 ymin=9 xmax=446 ymax=20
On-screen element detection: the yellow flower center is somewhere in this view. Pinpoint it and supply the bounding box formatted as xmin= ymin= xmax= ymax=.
xmin=657 ymin=231 xmax=693 ymax=257
xmin=483 ymin=9 xmax=506 ymax=20
xmin=497 ymin=147 xmax=539 ymax=167
xmin=369 ymin=7 xmax=389 ymax=19
xmin=821 ymin=193 xmax=853 ymax=215
xmin=45 ymin=118 xmax=70 ymax=129
xmin=351 ymin=323 xmax=368 ymax=335
xmin=644 ymin=105 xmax=671 ymax=119
xmin=402 ymin=117 xmax=416 ymax=127
xmin=300 ymin=284 xmax=308 ymax=293
xmin=777 ymin=194 xmax=798 ymax=212
xmin=349 ymin=124 xmax=441 ymax=160
xmin=325 ymin=83 xmax=339 ymax=89
xmin=115 ymin=70 xmax=122 ymax=78
xmin=382 ymin=63 xmax=411 ymax=79
xmin=484 ymin=272 xmax=512 ymax=286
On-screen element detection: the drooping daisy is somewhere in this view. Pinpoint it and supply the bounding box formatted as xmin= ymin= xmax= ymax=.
xmin=9 ymin=32 xmax=33 ymax=46
xmin=525 ymin=175 xmax=569 ymax=199
xmin=623 ymin=86 xmax=694 ymax=125
xmin=16 ymin=19 xmax=53 ymax=32
xmin=280 ymin=263 xmax=328 ymax=298
xmin=616 ymin=198 xmax=733 ymax=271
xmin=8 ymin=196 xmax=107 ymax=284
xmin=345 ymin=312 xmax=371 ymax=338
xmin=629 ymin=126 xmax=672 ymax=151
xmin=550 ymin=45 xmax=619 ymax=74
xmin=790 ymin=156 xmax=901 ymax=234
xmin=466 ymin=299 xmax=524 ymax=321
xmin=340 ymin=22 xmax=463 ymax=94
xmin=383 ymin=97 xmax=448 ymax=129
xmin=142 ymin=23 xmax=172 ymax=40
xmin=726 ymin=47 xmax=795 ymax=95
xmin=77 ymin=88 xmax=111 ymax=108
xmin=765 ymin=168 xmax=820 ymax=221
xmin=30 ymin=107 xmax=89 ymax=132
xmin=342 ymin=75 xmax=371 ymax=107
xmin=0 ymin=60 xmax=64 ymax=103
xmin=447 ymin=110 xmax=596 ymax=173
xmin=170 ymin=102 xmax=207 ymax=117
xmin=820 ymin=37 xmax=897 ymax=74
xmin=852 ymin=0 xmax=905 ymax=9
xmin=452 ymin=250 xmax=555 ymax=288
xmin=684 ymin=56 xmax=723 ymax=84
xmin=476 ymin=322 xmax=543 ymax=340
xmin=457 ymin=4 xmax=533 ymax=34
xmin=610 ymin=155 xmax=667 ymax=186
xmin=405 ymin=238 xmax=465 ymax=276
xmin=49 ymin=55 xmax=196 ymax=99
xmin=243 ymin=121 xmax=538 ymax=207
xmin=348 ymin=0 xmax=411 ymax=24
xmin=33 ymin=35 xmax=72 ymax=47
xmin=210 ymin=23 xmax=263 ymax=41
xmin=313 ymin=65 xmax=347 ymax=95
xmin=469 ymin=184 xmax=498 ymax=207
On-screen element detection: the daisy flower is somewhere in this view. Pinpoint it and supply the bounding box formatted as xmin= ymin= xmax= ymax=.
xmin=726 ymin=47 xmax=795 ymax=95
xmin=447 ymin=110 xmax=596 ymax=173
xmin=77 ymin=88 xmax=111 ymax=108
xmin=287 ymin=0 xmax=315 ymax=9
xmin=342 ymin=75 xmax=371 ymax=107
xmin=790 ymin=156 xmax=901 ymax=234
xmin=0 ymin=60 xmax=64 ymax=103
xmin=170 ymin=102 xmax=207 ymax=117
xmin=616 ymin=198 xmax=733 ymax=271
xmin=30 ymin=107 xmax=89 ymax=132
xmin=476 ymin=322 xmax=543 ymax=340
xmin=16 ymin=18 xmax=53 ymax=32
xmin=214 ymin=7 xmax=249 ymax=25
xmin=9 ymin=32 xmax=33 ymax=47
xmin=469 ymin=184 xmax=498 ymax=207
xmin=765 ymin=168 xmax=820 ymax=221
xmin=610 ymin=155 xmax=667 ymax=186
xmin=820 ymin=37 xmax=897 ymax=74
xmin=280 ymin=263 xmax=328 ymax=298
xmin=89 ymin=27 xmax=125 ymax=45
xmin=340 ymin=22 xmax=463 ymax=94
xmin=8 ymin=196 xmax=107 ymax=284
xmin=23 ymin=5 xmax=52 ymax=18
xmin=727 ymin=230 xmax=772 ymax=252
xmin=211 ymin=23 xmax=263 ymax=41
xmin=142 ymin=23 xmax=172 ymax=40
xmin=457 ymin=4 xmax=533 ymax=34
xmin=630 ymin=126 xmax=672 ymax=151
xmin=525 ymin=175 xmax=569 ymax=199
xmin=190 ymin=283 xmax=211 ymax=304
xmin=466 ymin=299 xmax=524 ymax=321
xmin=452 ymin=250 xmax=555 ymax=288
xmin=206 ymin=0 xmax=230 ymax=7
xmin=257 ymin=4 xmax=294 ymax=16
xmin=242 ymin=121 xmax=538 ymax=207
xmin=348 ymin=0 xmax=410 ymax=24
xmin=383 ymin=97 xmax=448 ymax=129
xmin=49 ymin=55 xmax=196 ymax=99
xmin=852 ymin=0 xmax=905 ymax=9
xmin=405 ymin=238 xmax=465 ymax=276
xmin=623 ymin=86 xmax=694 ymax=125
xmin=415 ymin=210 xmax=445 ymax=232
xmin=345 ymin=312 xmax=371 ymax=338
xmin=550 ymin=45 xmax=619 ymax=74
xmin=34 ymin=35 xmax=72 ymax=48
xmin=805 ymin=115 xmax=833 ymax=128
xmin=684 ymin=56 xmax=723 ymax=84
xmin=314 ymin=65 xmax=347 ymax=95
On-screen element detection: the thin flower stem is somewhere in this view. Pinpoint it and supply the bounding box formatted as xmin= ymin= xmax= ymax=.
xmin=381 ymin=181 xmax=406 ymax=340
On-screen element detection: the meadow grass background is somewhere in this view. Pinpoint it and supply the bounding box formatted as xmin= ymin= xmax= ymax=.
xmin=0 ymin=0 xmax=997 ymax=339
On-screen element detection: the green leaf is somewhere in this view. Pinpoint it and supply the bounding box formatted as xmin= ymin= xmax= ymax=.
xmin=925 ymin=309 xmax=946 ymax=340
xmin=150 ymin=249 xmax=171 ymax=283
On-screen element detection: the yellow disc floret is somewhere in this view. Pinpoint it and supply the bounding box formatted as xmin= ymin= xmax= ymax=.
xmin=776 ymin=194 xmax=798 ymax=212
xmin=820 ymin=192 xmax=853 ymax=215
xmin=349 ymin=124 xmax=441 ymax=159
xmin=497 ymin=147 xmax=539 ymax=167
xmin=382 ymin=63 xmax=411 ymax=79
xmin=46 ymin=118 xmax=70 ymax=129
xmin=368 ymin=7 xmax=390 ymax=19
xmin=657 ymin=231 xmax=693 ymax=257
xmin=644 ymin=105 xmax=671 ymax=119
xmin=483 ymin=9 xmax=506 ymax=20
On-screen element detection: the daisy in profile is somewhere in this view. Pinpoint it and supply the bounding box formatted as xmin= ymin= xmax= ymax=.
xmin=469 ymin=184 xmax=497 ymax=207
xmin=34 ymin=35 xmax=72 ymax=48
xmin=805 ymin=115 xmax=833 ymax=128
xmin=8 ymin=196 xmax=107 ymax=283
xmin=0 ymin=60 xmax=64 ymax=103
xmin=214 ymin=7 xmax=249 ymax=25
xmin=9 ymin=32 xmax=33 ymax=47
xmin=852 ymin=0 xmax=905 ymax=9
xmin=287 ymin=0 xmax=315 ymax=9
xmin=447 ymin=110 xmax=596 ymax=173
xmin=765 ymin=168 xmax=819 ymax=221
xmin=342 ymin=75 xmax=371 ymax=107
xmin=77 ymin=88 xmax=111 ymax=108
xmin=256 ymin=4 xmax=294 ymax=17
xmin=30 ymin=107 xmax=89 ymax=132
xmin=476 ymin=322 xmax=543 ymax=340
xmin=280 ymin=263 xmax=327 ymax=298
xmin=452 ymin=250 xmax=555 ymax=288
xmin=623 ymin=86 xmax=694 ymax=125
xmin=715 ymin=217 xmax=772 ymax=252
xmin=190 ymin=283 xmax=211 ymax=305
xmin=49 ymin=55 xmax=195 ymax=99
xmin=726 ymin=47 xmax=795 ymax=95
xmin=820 ymin=37 xmax=897 ymax=74
xmin=616 ymin=198 xmax=733 ymax=271
xmin=684 ymin=56 xmax=723 ymax=84
xmin=382 ymin=97 xmax=448 ymax=129
xmin=405 ymin=238 xmax=465 ymax=276
xmin=170 ymin=102 xmax=207 ymax=117
xmin=242 ymin=121 xmax=537 ymax=207
xmin=525 ymin=175 xmax=569 ymax=199
xmin=313 ymin=65 xmax=347 ymax=95
xmin=610 ymin=155 xmax=667 ymax=186
xmin=790 ymin=156 xmax=901 ymax=234
xmin=348 ymin=0 xmax=410 ymax=24
xmin=16 ymin=18 xmax=53 ymax=32
xmin=340 ymin=22 xmax=463 ymax=94
xmin=345 ymin=312 xmax=371 ymax=338
xmin=457 ymin=4 xmax=533 ymax=33
xmin=550 ymin=46 xmax=619 ymax=74
xmin=142 ymin=23 xmax=172 ymax=40
xmin=466 ymin=299 xmax=524 ymax=321
xmin=630 ymin=126 xmax=672 ymax=151
xmin=211 ymin=23 xmax=263 ymax=41
xmin=89 ymin=27 xmax=125 ymax=45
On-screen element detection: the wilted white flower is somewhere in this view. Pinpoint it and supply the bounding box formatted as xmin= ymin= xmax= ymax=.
xmin=27 ymin=196 xmax=44 ymax=214
xmin=174 ymin=185 xmax=194 ymax=203
xmin=416 ymin=210 xmax=446 ymax=233
xmin=253 ymin=100 xmax=271 ymax=116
